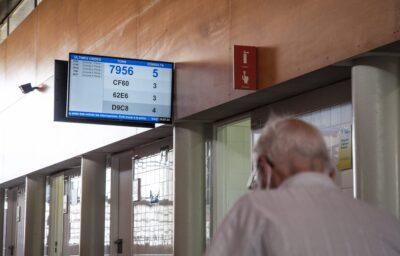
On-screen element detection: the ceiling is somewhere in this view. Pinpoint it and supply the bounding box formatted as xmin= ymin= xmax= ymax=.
xmin=0 ymin=0 xmax=22 ymax=25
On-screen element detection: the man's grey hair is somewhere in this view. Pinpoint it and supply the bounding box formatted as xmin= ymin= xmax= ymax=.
xmin=254 ymin=115 xmax=336 ymax=175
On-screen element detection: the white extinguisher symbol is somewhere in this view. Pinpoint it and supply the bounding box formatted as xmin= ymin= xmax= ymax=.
xmin=242 ymin=71 xmax=249 ymax=84
xmin=243 ymin=51 xmax=249 ymax=64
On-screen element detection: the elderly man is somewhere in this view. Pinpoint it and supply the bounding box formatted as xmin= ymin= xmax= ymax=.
xmin=206 ymin=117 xmax=400 ymax=256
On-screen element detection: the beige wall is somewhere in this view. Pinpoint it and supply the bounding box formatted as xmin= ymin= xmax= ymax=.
xmin=0 ymin=0 xmax=399 ymax=182
xmin=0 ymin=77 xmax=148 ymax=183
xmin=1 ymin=0 xmax=400 ymax=118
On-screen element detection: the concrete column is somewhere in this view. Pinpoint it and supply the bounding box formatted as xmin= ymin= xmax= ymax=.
xmin=352 ymin=56 xmax=400 ymax=218
xmin=174 ymin=123 xmax=207 ymax=256
xmin=24 ymin=175 xmax=46 ymax=256
xmin=0 ymin=188 xmax=4 ymax=256
xmin=80 ymin=154 xmax=106 ymax=255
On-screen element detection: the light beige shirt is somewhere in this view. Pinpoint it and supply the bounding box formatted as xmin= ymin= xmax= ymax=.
xmin=206 ymin=172 xmax=400 ymax=256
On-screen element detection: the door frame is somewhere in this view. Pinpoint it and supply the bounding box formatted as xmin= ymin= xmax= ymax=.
xmin=211 ymin=114 xmax=251 ymax=234
xmin=48 ymin=167 xmax=81 ymax=256
xmin=109 ymin=136 xmax=173 ymax=256
xmin=110 ymin=149 xmax=134 ymax=256
xmin=48 ymin=172 xmax=64 ymax=256
xmin=3 ymin=183 xmax=25 ymax=256
xmin=4 ymin=187 xmax=17 ymax=256
xmin=62 ymin=168 xmax=81 ymax=255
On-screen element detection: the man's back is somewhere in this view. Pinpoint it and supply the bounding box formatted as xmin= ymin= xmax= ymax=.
xmin=206 ymin=172 xmax=400 ymax=256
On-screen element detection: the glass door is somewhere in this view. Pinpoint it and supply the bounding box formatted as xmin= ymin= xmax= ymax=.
xmin=213 ymin=117 xmax=252 ymax=231
xmin=109 ymin=150 xmax=134 ymax=256
xmin=251 ymin=104 xmax=354 ymax=195
xmin=46 ymin=168 xmax=81 ymax=256
xmin=4 ymin=184 xmax=25 ymax=256
xmin=2 ymin=192 xmax=6 ymax=256
xmin=132 ymin=140 xmax=174 ymax=255
xmin=208 ymin=81 xmax=352 ymax=244
xmin=296 ymin=103 xmax=353 ymax=194
xmin=63 ymin=170 xmax=81 ymax=256
xmin=48 ymin=173 xmax=64 ymax=256
xmin=4 ymin=188 xmax=16 ymax=256
xmin=15 ymin=186 xmax=25 ymax=256
xmin=107 ymin=137 xmax=174 ymax=255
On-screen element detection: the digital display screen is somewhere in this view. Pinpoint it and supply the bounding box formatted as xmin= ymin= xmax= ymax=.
xmin=67 ymin=53 xmax=173 ymax=124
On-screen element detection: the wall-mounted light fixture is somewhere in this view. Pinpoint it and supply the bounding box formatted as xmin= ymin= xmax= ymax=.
xmin=19 ymin=83 xmax=38 ymax=94
xmin=19 ymin=83 xmax=47 ymax=94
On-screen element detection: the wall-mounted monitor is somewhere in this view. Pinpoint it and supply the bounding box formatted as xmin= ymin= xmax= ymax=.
xmin=66 ymin=53 xmax=173 ymax=126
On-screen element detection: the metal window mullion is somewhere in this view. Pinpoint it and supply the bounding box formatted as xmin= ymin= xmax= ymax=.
xmin=7 ymin=17 xmax=9 ymax=36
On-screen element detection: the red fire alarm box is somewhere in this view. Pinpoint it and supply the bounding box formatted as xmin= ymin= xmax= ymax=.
xmin=234 ymin=45 xmax=257 ymax=90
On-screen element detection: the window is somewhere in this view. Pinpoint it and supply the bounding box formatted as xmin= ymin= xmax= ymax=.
xmin=213 ymin=117 xmax=252 ymax=229
xmin=2 ymin=192 xmax=7 ymax=256
xmin=0 ymin=0 xmax=42 ymax=43
xmin=297 ymin=103 xmax=353 ymax=195
xmin=132 ymin=148 xmax=174 ymax=255
xmin=104 ymin=166 xmax=111 ymax=255
xmin=251 ymin=103 xmax=353 ymax=195
xmin=8 ymin=0 xmax=34 ymax=33
xmin=205 ymin=140 xmax=213 ymax=246
xmin=0 ymin=21 xmax=7 ymax=43
xmin=47 ymin=170 xmax=82 ymax=256
xmin=64 ymin=173 xmax=81 ymax=254
xmin=43 ymin=178 xmax=51 ymax=256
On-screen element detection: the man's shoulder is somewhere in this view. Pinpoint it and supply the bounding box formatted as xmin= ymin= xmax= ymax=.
xmin=223 ymin=192 xmax=279 ymax=239
xmin=229 ymin=190 xmax=281 ymax=219
xmin=216 ymin=188 xmax=400 ymax=255
xmin=233 ymin=188 xmax=400 ymax=221
xmin=347 ymin=195 xmax=400 ymax=231
xmin=236 ymin=187 xmax=400 ymax=229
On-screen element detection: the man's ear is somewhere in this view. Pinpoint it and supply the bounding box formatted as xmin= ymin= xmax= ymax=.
xmin=329 ymin=168 xmax=336 ymax=180
xmin=257 ymin=156 xmax=270 ymax=189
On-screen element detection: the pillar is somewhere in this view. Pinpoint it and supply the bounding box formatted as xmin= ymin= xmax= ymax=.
xmin=80 ymin=154 xmax=106 ymax=255
xmin=174 ymin=123 xmax=207 ymax=256
xmin=352 ymin=56 xmax=400 ymax=218
xmin=0 ymin=188 xmax=4 ymax=256
xmin=24 ymin=175 xmax=46 ymax=256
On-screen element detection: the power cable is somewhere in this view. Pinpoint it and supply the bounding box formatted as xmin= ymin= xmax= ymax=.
xmin=0 ymin=94 xmax=27 ymax=116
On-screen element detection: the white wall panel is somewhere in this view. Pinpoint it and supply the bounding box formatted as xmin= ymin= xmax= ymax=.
xmin=0 ymin=78 xmax=148 ymax=183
